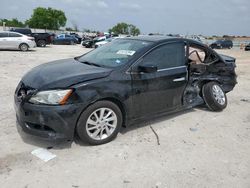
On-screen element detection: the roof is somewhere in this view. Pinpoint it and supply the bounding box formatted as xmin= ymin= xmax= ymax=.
xmin=128 ymin=35 xmax=179 ymax=42
xmin=0 ymin=31 xmax=20 ymax=34
xmin=125 ymin=35 xmax=207 ymax=48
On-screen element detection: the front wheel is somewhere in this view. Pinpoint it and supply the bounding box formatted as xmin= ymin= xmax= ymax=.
xmin=76 ymin=101 xmax=122 ymax=145
xmin=19 ymin=43 xmax=29 ymax=51
xmin=202 ymin=82 xmax=227 ymax=111
xmin=37 ymin=40 xmax=46 ymax=47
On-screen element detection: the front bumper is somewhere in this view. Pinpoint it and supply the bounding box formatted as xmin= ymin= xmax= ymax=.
xmin=15 ymin=99 xmax=83 ymax=141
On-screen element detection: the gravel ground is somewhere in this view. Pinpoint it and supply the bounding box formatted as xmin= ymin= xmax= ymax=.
xmin=0 ymin=45 xmax=250 ymax=188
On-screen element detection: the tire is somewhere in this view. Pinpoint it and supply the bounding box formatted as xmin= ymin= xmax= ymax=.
xmin=19 ymin=43 xmax=29 ymax=51
xmin=70 ymin=40 xmax=74 ymax=45
xmin=202 ymin=82 xmax=227 ymax=111
xmin=37 ymin=40 xmax=46 ymax=47
xmin=76 ymin=101 xmax=123 ymax=145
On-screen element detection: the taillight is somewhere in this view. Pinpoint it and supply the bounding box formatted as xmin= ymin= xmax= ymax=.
xmin=49 ymin=36 xmax=53 ymax=42
xmin=28 ymin=37 xmax=34 ymax=41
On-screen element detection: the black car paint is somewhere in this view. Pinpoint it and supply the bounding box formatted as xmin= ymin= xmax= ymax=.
xmin=245 ymin=43 xmax=250 ymax=51
xmin=14 ymin=37 xmax=237 ymax=141
xmin=210 ymin=40 xmax=233 ymax=49
xmin=21 ymin=58 xmax=112 ymax=90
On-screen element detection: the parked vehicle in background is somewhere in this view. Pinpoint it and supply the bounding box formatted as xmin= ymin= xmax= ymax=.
xmin=185 ymin=35 xmax=203 ymax=43
xmin=245 ymin=43 xmax=250 ymax=51
xmin=210 ymin=39 xmax=233 ymax=49
xmin=70 ymin=33 xmax=82 ymax=44
xmin=94 ymin=38 xmax=114 ymax=48
xmin=82 ymin=39 xmax=93 ymax=47
xmin=15 ymin=36 xmax=237 ymax=145
xmin=10 ymin=28 xmax=32 ymax=35
xmin=0 ymin=31 xmax=36 ymax=51
xmin=10 ymin=28 xmax=54 ymax=47
xmin=82 ymin=36 xmax=106 ymax=48
xmin=53 ymin=34 xmax=78 ymax=45
xmin=31 ymin=33 xmax=54 ymax=47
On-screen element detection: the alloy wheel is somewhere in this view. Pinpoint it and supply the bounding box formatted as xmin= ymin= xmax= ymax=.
xmin=212 ymin=85 xmax=225 ymax=105
xmin=86 ymin=108 xmax=117 ymax=140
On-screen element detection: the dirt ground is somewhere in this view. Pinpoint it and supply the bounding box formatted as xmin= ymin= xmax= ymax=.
xmin=0 ymin=45 xmax=249 ymax=188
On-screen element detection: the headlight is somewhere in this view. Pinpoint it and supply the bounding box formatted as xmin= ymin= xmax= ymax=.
xmin=29 ymin=89 xmax=73 ymax=105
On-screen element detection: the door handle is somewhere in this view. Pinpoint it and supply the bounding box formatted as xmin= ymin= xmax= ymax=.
xmin=173 ymin=77 xmax=186 ymax=82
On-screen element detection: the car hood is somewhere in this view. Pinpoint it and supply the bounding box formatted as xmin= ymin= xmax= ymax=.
xmin=22 ymin=58 xmax=112 ymax=90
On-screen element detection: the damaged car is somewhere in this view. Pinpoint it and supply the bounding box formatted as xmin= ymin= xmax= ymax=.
xmin=14 ymin=36 xmax=237 ymax=145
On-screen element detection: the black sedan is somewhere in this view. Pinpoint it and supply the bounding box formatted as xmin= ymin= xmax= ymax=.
xmin=15 ymin=36 xmax=237 ymax=145
xmin=245 ymin=43 xmax=250 ymax=51
xmin=210 ymin=39 xmax=233 ymax=49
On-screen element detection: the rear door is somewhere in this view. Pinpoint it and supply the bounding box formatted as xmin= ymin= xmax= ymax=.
xmin=130 ymin=41 xmax=188 ymax=119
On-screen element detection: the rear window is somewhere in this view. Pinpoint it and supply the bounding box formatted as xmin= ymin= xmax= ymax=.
xmin=12 ymin=29 xmax=31 ymax=35
xmin=9 ymin=33 xmax=22 ymax=37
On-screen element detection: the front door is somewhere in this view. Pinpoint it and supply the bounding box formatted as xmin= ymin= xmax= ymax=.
xmin=130 ymin=41 xmax=188 ymax=119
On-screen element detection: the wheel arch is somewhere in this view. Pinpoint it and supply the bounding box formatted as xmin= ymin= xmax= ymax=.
xmin=75 ymin=96 xmax=127 ymax=135
xmin=19 ymin=42 xmax=29 ymax=48
xmin=198 ymin=78 xmax=222 ymax=96
xmin=37 ymin=39 xmax=46 ymax=46
xmin=100 ymin=97 xmax=127 ymax=127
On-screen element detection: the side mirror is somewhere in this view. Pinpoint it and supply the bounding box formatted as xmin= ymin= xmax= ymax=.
xmin=138 ymin=64 xmax=157 ymax=73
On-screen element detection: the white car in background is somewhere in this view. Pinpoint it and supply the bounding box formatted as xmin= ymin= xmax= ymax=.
xmin=0 ymin=31 xmax=36 ymax=51
xmin=94 ymin=37 xmax=121 ymax=48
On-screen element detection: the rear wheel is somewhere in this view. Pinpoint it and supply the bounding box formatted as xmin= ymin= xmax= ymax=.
xmin=76 ymin=101 xmax=122 ymax=145
xmin=19 ymin=43 xmax=29 ymax=51
xmin=37 ymin=40 xmax=46 ymax=47
xmin=202 ymin=82 xmax=227 ymax=111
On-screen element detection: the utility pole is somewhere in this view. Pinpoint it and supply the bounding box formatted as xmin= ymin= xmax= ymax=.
xmin=3 ymin=22 xmax=6 ymax=31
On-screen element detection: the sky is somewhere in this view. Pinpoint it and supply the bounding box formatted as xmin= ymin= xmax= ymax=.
xmin=0 ymin=0 xmax=250 ymax=36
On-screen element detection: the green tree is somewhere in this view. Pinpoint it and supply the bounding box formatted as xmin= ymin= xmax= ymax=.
xmin=0 ymin=18 xmax=25 ymax=27
xmin=109 ymin=22 xmax=140 ymax=36
xmin=26 ymin=7 xmax=67 ymax=30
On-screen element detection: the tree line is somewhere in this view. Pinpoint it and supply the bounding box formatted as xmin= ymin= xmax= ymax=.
xmin=0 ymin=7 xmax=140 ymax=35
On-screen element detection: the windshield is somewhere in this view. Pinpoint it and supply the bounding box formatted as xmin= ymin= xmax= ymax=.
xmin=77 ymin=39 xmax=152 ymax=68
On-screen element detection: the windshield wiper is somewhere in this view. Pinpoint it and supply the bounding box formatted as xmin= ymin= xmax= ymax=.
xmin=82 ymin=61 xmax=101 ymax=67
xmin=74 ymin=58 xmax=101 ymax=67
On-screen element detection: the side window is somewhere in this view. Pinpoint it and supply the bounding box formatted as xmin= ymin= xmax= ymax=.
xmin=141 ymin=42 xmax=185 ymax=69
xmin=9 ymin=33 xmax=22 ymax=37
xmin=0 ymin=32 xmax=9 ymax=38
xmin=188 ymin=46 xmax=206 ymax=64
xmin=188 ymin=44 xmax=218 ymax=64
